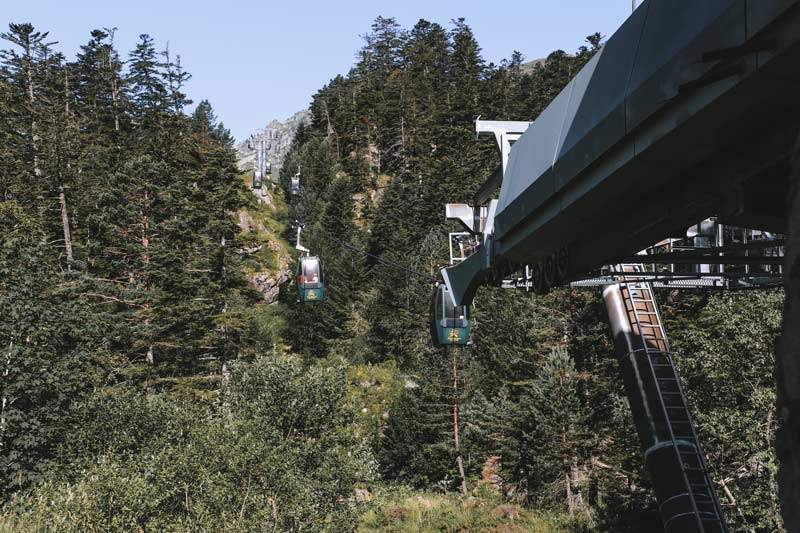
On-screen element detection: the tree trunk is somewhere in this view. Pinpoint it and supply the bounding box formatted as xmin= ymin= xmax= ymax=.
xmin=452 ymin=348 xmax=468 ymax=495
xmin=60 ymin=70 xmax=73 ymax=270
xmin=565 ymin=471 xmax=574 ymax=515
xmin=1 ymin=341 xmax=12 ymax=454
xmin=571 ymin=457 xmax=583 ymax=513
xmin=400 ymin=116 xmax=407 ymax=173
xmin=146 ymin=344 xmax=155 ymax=395
xmin=718 ymin=477 xmax=754 ymax=533
xmin=220 ymin=238 xmax=230 ymax=383
xmin=24 ymin=40 xmax=41 ymax=179
xmin=777 ymin=125 xmax=800 ymax=531
xmin=142 ymin=190 xmax=153 ymax=395
xmin=106 ymin=29 xmax=121 ymax=133
xmin=59 ymin=187 xmax=73 ymax=269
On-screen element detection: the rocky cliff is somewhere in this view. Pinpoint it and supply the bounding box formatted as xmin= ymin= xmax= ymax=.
xmin=236 ymin=109 xmax=310 ymax=172
xmin=237 ymin=209 xmax=292 ymax=304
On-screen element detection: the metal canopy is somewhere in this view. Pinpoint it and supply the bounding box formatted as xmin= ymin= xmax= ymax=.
xmin=443 ymin=0 xmax=800 ymax=306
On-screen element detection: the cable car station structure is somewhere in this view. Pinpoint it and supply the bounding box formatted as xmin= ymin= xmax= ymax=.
xmin=436 ymin=2 xmax=799 ymax=531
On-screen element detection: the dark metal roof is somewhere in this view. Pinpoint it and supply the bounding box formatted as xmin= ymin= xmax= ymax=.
xmin=495 ymin=0 xmax=799 ymax=247
xmin=443 ymin=0 xmax=800 ymax=307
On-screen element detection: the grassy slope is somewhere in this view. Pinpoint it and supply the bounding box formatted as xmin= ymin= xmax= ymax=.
xmin=358 ymin=486 xmax=588 ymax=532
xmin=239 ymin=173 xmax=293 ymax=276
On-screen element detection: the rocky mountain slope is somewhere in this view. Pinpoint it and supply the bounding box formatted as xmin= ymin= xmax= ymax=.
xmin=236 ymin=109 xmax=310 ymax=172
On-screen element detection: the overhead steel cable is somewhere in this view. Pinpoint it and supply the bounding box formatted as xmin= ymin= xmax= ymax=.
xmin=287 ymin=180 xmax=440 ymax=300
xmin=309 ymin=224 xmax=439 ymax=283
xmin=297 ymin=228 xmax=436 ymax=322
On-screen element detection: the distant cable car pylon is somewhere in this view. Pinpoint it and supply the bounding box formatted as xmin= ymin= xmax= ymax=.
xmin=252 ymin=139 xmax=268 ymax=190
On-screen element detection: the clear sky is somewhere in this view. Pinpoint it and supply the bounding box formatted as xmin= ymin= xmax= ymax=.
xmin=5 ymin=1 xmax=635 ymax=141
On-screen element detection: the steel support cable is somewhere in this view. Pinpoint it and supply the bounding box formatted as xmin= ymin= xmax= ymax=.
xmin=331 ymin=254 xmax=434 ymax=317
xmin=287 ymin=186 xmax=441 ymax=333
xmin=293 ymin=225 xmax=436 ymax=319
xmin=287 ymin=177 xmax=446 ymax=282
xmin=322 ymin=256 xmax=427 ymax=301
xmin=308 ymin=224 xmax=438 ymax=283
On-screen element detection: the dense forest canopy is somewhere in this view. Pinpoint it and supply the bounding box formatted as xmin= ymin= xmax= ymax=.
xmin=0 ymin=17 xmax=786 ymax=531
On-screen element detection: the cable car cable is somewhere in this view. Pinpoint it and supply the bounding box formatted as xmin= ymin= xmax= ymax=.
xmin=285 ymin=176 xmax=446 ymax=284
xmin=288 ymin=187 xmax=475 ymax=346
xmin=309 ymin=224 xmax=439 ymax=283
xmin=292 ymin=223 xmax=437 ymax=316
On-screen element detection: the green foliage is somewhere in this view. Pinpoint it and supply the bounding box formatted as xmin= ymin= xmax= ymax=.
xmin=192 ymin=99 xmax=233 ymax=145
xmin=377 ymin=370 xmax=457 ymax=489
xmin=0 ymin=13 xmax=786 ymax=532
xmin=0 ymin=203 xmax=109 ymax=495
xmin=667 ymin=290 xmax=784 ymax=531
xmin=357 ymin=486 xmax=589 ymax=532
xmin=516 ymin=347 xmax=586 ymax=504
xmin=0 ymin=21 xmax=263 ymax=500
xmin=2 ymin=355 xmax=376 ymax=531
xmin=347 ymin=361 xmax=405 ymax=441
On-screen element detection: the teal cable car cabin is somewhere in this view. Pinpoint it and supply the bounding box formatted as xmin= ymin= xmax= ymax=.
xmin=297 ymin=255 xmax=325 ymax=302
xmin=430 ymin=283 xmax=470 ymax=346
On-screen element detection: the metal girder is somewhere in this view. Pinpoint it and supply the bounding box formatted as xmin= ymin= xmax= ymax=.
xmin=475 ymin=118 xmax=532 ymax=144
xmin=570 ymin=273 xmax=782 ymax=290
xmin=440 ymin=1 xmax=799 ymax=308
xmin=494 ymin=269 xmax=783 ymax=291
xmin=445 ymin=204 xmax=477 ymax=233
xmin=624 ymin=253 xmax=783 ymax=266
xmin=441 ymin=245 xmax=489 ymax=308
xmin=490 ymin=0 xmax=800 ymax=262
xmin=475 ymin=118 xmax=531 ymax=173
xmin=473 ymin=165 xmax=503 ymax=206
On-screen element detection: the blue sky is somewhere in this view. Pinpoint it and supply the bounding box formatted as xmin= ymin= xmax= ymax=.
xmin=5 ymin=1 xmax=634 ymax=140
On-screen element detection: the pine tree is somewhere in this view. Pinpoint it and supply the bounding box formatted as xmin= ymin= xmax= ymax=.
xmin=127 ymin=34 xmax=167 ymax=126
xmin=191 ymin=99 xmax=233 ymax=146
xmin=355 ymin=17 xmax=406 ymax=176
xmin=0 ymin=24 xmax=55 ymax=224
xmin=73 ymin=29 xmax=126 ymax=140
xmin=0 ymin=72 xmax=13 ymax=201
xmin=516 ymin=347 xmax=588 ymax=513
xmin=0 ymin=203 xmax=104 ymax=496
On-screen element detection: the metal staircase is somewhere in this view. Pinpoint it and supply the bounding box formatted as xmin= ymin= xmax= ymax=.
xmin=615 ymin=264 xmax=727 ymax=532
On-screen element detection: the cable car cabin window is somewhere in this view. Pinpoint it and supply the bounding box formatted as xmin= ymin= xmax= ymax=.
xmin=440 ymin=288 xmax=468 ymax=328
xmin=299 ymin=257 xmax=322 ymax=288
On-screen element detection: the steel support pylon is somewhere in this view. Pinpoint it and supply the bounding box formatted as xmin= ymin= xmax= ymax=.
xmin=603 ymin=264 xmax=727 ymax=532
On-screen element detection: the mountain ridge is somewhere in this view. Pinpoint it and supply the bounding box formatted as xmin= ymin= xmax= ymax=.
xmin=236 ymin=109 xmax=310 ymax=172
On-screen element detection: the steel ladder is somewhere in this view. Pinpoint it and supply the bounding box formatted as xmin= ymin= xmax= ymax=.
xmin=616 ymin=264 xmax=727 ymax=532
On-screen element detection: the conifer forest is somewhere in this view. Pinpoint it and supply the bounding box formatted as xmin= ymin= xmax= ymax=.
xmin=1 ymin=13 xmax=799 ymax=533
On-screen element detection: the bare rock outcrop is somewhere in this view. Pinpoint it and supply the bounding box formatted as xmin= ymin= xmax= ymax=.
xmin=249 ymin=270 xmax=288 ymax=303
xmin=237 ymin=210 xmax=291 ymax=304
xmin=236 ymin=110 xmax=310 ymax=172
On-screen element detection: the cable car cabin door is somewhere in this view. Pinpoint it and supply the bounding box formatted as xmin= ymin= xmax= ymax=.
xmin=297 ymin=256 xmax=325 ymax=303
xmin=430 ymin=284 xmax=470 ymax=346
